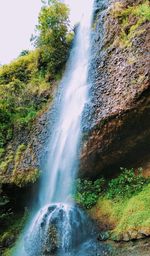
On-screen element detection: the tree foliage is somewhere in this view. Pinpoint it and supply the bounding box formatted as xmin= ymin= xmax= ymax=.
xmin=35 ymin=0 xmax=71 ymax=78
xmin=0 ymin=0 xmax=72 ymax=156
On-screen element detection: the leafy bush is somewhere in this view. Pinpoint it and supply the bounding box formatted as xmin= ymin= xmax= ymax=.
xmin=106 ymin=167 xmax=150 ymax=199
xmin=0 ymin=52 xmax=37 ymax=85
xmin=0 ymin=53 xmax=51 ymax=147
xmin=75 ymin=168 xmax=150 ymax=209
xmin=0 ymin=77 xmax=37 ymax=146
xmin=74 ymin=178 xmax=105 ymax=209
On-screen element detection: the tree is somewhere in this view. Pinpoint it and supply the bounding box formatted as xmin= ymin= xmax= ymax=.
xmin=35 ymin=0 xmax=71 ymax=79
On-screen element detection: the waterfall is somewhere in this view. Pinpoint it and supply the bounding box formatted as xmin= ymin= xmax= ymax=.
xmin=13 ymin=1 xmax=100 ymax=255
xmin=40 ymin=0 xmax=94 ymax=206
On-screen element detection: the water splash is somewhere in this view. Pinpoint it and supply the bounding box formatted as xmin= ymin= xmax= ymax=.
xmin=24 ymin=204 xmax=95 ymax=255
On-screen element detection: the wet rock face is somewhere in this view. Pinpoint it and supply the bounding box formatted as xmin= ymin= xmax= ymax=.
xmin=81 ymin=0 xmax=150 ymax=178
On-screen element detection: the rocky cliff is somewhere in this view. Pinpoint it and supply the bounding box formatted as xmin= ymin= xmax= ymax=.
xmin=81 ymin=0 xmax=150 ymax=178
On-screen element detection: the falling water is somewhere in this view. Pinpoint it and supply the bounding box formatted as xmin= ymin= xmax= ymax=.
xmin=13 ymin=1 xmax=111 ymax=255
xmin=40 ymin=0 xmax=94 ymax=205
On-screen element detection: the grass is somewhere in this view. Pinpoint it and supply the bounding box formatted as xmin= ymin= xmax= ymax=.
xmin=90 ymin=183 xmax=150 ymax=240
xmin=115 ymin=184 xmax=150 ymax=232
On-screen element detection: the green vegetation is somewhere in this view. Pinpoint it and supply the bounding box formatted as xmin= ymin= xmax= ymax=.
xmin=0 ymin=50 xmax=49 ymax=149
xmin=83 ymin=168 xmax=150 ymax=240
xmin=0 ymin=209 xmax=28 ymax=255
xmin=111 ymin=0 xmax=150 ymax=47
xmin=74 ymin=178 xmax=105 ymax=209
xmin=106 ymin=167 xmax=149 ymax=199
xmin=90 ymin=184 xmax=150 ymax=240
xmin=12 ymin=168 xmax=40 ymax=187
xmin=75 ymin=168 xmax=150 ymax=210
xmin=0 ymin=0 xmax=72 ymax=183
xmin=33 ymin=0 xmax=73 ymax=79
xmin=75 ymin=168 xmax=150 ymax=240
xmin=0 ymin=151 xmax=13 ymax=174
xmin=0 ymin=144 xmax=40 ymax=186
xmin=114 ymin=185 xmax=150 ymax=236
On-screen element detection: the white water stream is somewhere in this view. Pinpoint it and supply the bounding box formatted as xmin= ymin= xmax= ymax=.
xmin=13 ymin=1 xmax=96 ymax=255
xmin=40 ymin=0 xmax=94 ymax=205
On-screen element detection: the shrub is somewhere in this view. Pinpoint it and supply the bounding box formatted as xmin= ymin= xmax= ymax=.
xmin=74 ymin=178 xmax=105 ymax=209
xmin=106 ymin=167 xmax=150 ymax=199
xmin=0 ymin=52 xmax=37 ymax=85
xmin=75 ymin=168 xmax=150 ymax=209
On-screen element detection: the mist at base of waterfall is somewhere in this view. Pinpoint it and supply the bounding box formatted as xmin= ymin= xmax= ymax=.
xmin=24 ymin=204 xmax=95 ymax=256
xmin=15 ymin=203 xmax=112 ymax=256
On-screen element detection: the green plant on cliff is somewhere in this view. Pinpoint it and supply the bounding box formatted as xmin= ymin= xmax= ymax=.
xmin=106 ymin=167 xmax=149 ymax=199
xmin=111 ymin=0 xmax=150 ymax=47
xmin=74 ymin=178 xmax=105 ymax=209
xmin=0 ymin=53 xmax=41 ymax=147
xmin=12 ymin=168 xmax=40 ymax=187
xmin=75 ymin=168 xmax=149 ymax=210
xmin=0 ymin=144 xmax=40 ymax=186
xmin=0 ymin=151 xmax=14 ymax=174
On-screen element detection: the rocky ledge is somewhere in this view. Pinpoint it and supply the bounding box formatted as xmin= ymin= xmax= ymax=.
xmin=81 ymin=0 xmax=150 ymax=178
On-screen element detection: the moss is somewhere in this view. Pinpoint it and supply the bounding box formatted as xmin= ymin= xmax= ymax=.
xmin=0 ymin=144 xmax=40 ymax=187
xmin=14 ymin=144 xmax=26 ymax=164
xmin=111 ymin=0 xmax=150 ymax=47
xmin=90 ymin=184 xmax=150 ymax=239
xmin=0 ymin=148 xmax=5 ymax=158
xmin=0 ymin=151 xmax=14 ymax=174
xmin=11 ymin=144 xmax=40 ymax=187
xmin=114 ymin=184 xmax=150 ymax=234
xmin=12 ymin=168 xmax=40 ymax=187
xmin=88 ymin=168 xmax=150 ymax=240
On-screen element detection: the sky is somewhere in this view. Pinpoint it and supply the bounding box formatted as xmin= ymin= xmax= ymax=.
xmin=0 ymin=0 xmax=85 ymax=65
xmin=0 ymin=0 xmax=42 ymax=64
